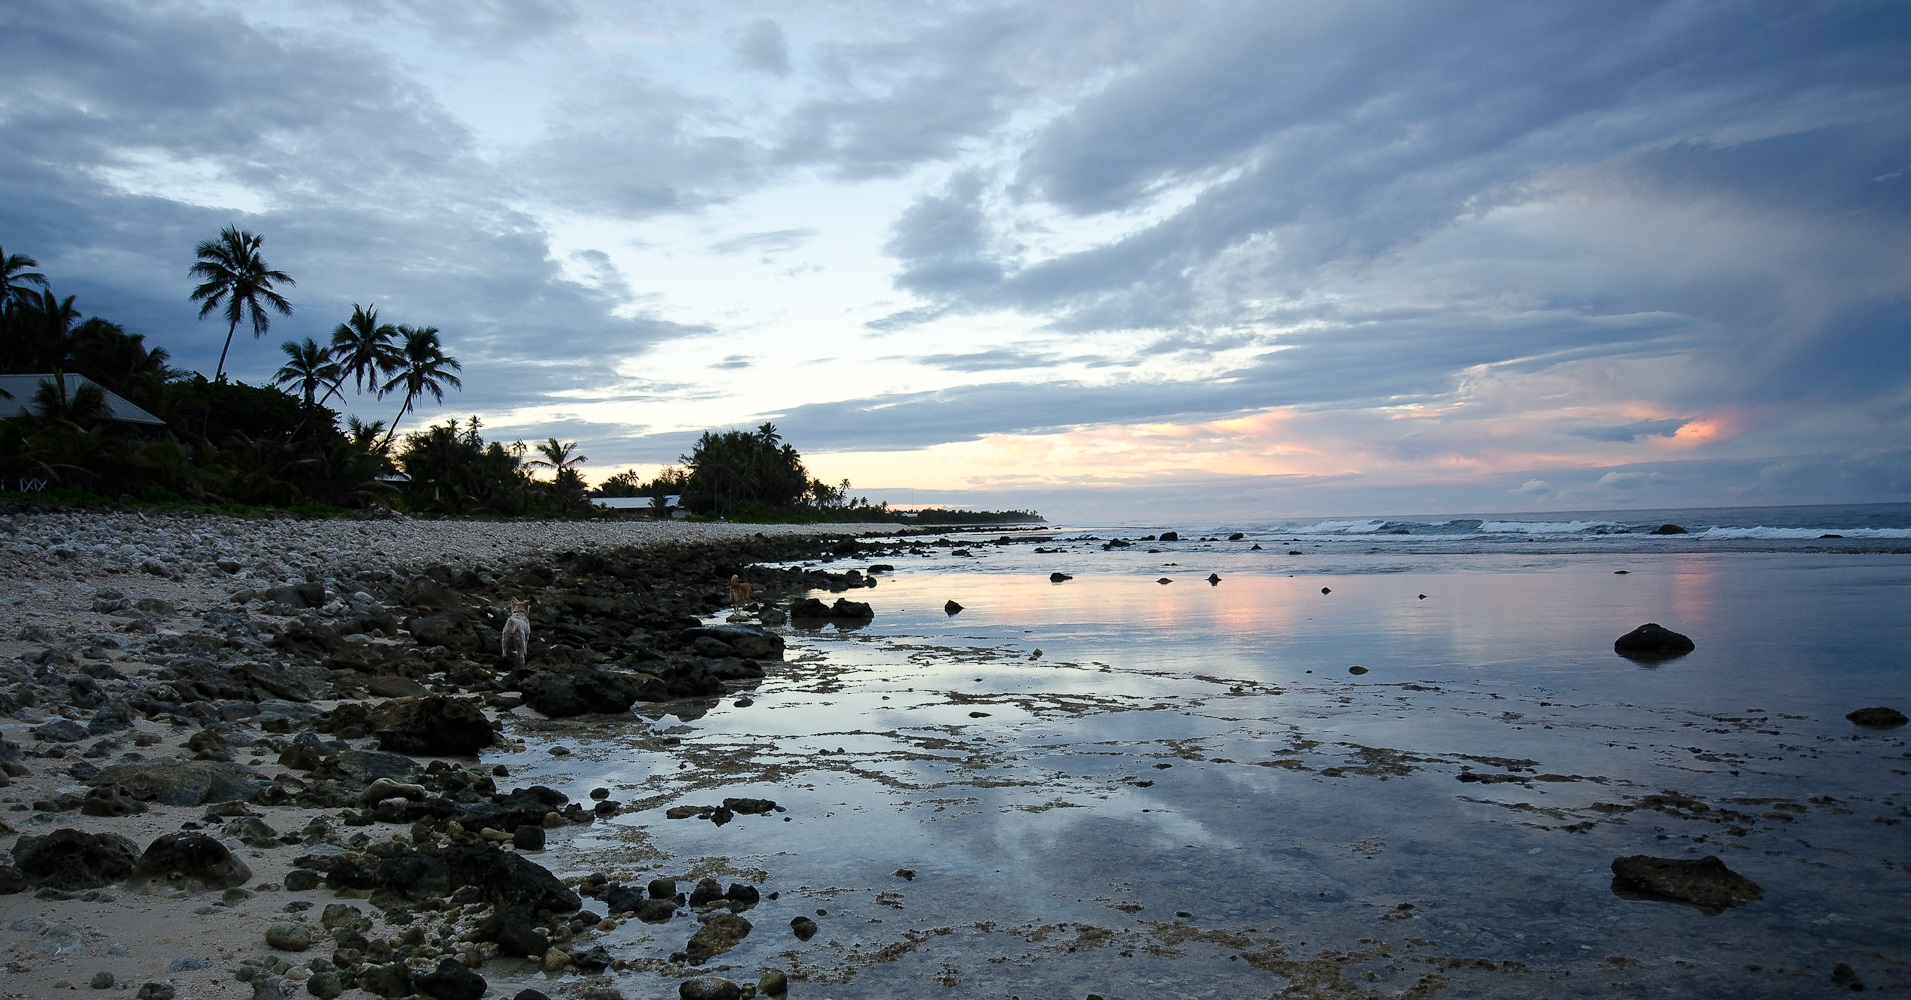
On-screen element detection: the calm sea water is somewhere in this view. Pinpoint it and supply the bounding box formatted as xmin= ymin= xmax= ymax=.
xmin=493 ymin=503 xmax=1911 ymax=998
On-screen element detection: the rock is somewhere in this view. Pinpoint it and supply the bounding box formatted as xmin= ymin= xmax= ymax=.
xmin=518 ymin=667 xmax=653 ymax=717
xmin=758 ymin=969 xmax=789 ymax=996
xmin=513 ymin=825 xmax=546 ymax=851
xmin=476 ymin=904 xmax=549 ymax=958
xmin=1206 ymin=573 xmax=1221 ymax=585
xmin=1228 ymin=532 xmax=1245 ymax=541
xmin=1156 ymin=577 xmax=1172 ymax=584
xmin=90 ymin=971 xmax=114 ymax=989
xmin=32 ymin=719 xmax=89 ymax=743
xmin=1650 ymin=523 xmax=1689 ymax=535
xmin=372 ymin=695 xmax=497 ymax=755
xmin=128 ymin=832 xmax=252 ymax=891
xmin=444 ymin=843 xmax=580 ymax=913
xmin=306 ymin=969 xmax=344 ymax=999
xmin=1846 ymin=706 xmax=1907 ymax=728
xmin=365 ymin=675 xmax=428 ymax=698
xmin=944 ymin=600 xmax=963 ymax=615
xmin=722 ymin=797 xmax=776 ymax=815
xmin=681 ymin=625 xmax=784 ymax=660
xmin=511 ymin=992 xmax=552 ymax=1000
xmin=96 ymin=760 xmax=265 ymax=806
xmin=679 ymin=978 xmax=741 ymax=1000
xmin=416 ymin=958 xmax=486 ymax=1000
xmin=790 ymin=915 xmax=818 ymax=941
xmin=685 ymin=912 xmax=752 ymax=963
xmin=81 ymin=783 xmax=148 ymax=817
xmin=11 ymin=828 xmax=141 ymax=889
xmin=1613 ymin=623 xmax=1696 ymax=660
xmin=1158 ymin=531 xmax=1179 ymax=541
xmin=264 ymin=921 xmax=313 ymax=951
xmin=1348 ymin=666 xmax=1368 ymax=676
xmin=648 ymin=877 xmax=677 ymax=899
xmin=356 ymin=962 xmax=414 ymax=999
xmin=1049 ymin=572 xmax=1072 ymax=582
xmin=1832 ymin=963 xmax=1865 ymax=990
xmin=1610 ymin=855 xmax=1763 ymax=914
xmin=831 ymin=598 xmax=874 ymax=620
xmin=284 ymin=868 xmax=321 ymax=891
xmin=135 ymin=984 xmax=175 ymax=1000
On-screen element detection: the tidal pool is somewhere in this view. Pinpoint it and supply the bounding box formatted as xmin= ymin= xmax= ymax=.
xmin=485 ymin=552 xmax=1911 ymax=998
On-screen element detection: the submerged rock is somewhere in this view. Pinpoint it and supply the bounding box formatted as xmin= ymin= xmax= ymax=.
xmin=1610 ymin=854 xmax=1762 ymax=914
xmin=1613 ymin=623 xmax=1696 ymax=660
xmin=1650 ymin=523 xmax=1689 ymax=535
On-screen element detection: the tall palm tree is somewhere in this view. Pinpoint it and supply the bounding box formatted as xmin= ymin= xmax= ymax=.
xmin=378 ymin=325 xmax=461 ymax=449
xmin=273 ymin=337 xmax=338 ymax=410
xmin=188 ymin=226 xmax=294 ymax=382
xmin=526 ymin=438 xmax=588 ymax=476
xmin=5 ymin=288 xmax=83 ymax=372
xmin=1 ymin=245 xmax=49 ymax=313
xmin=320 ymin=303 xmax=399 ymax=407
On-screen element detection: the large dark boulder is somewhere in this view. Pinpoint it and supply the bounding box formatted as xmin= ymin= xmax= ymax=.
xmin=1613 ymin=623 xmax=1695 ymax=660
xmin=372 ymin=696 xmax=497 ymax=755
xmin=830 ymin=598 xmax=874 ymax=620
xmin=1847 ymin=706 xmax=1908 ymax=728
xmin=444 ymin=843 xmax=579 ymax=913
xmin=1610 ymin=855 xmax=1762 ymax=914
xmin=474 ymin=904 xmax=549 ymax=957
xmin=95 ymin=760 xmax=265 ymax=807
xmin=681 ymin=625 xmax=784 ymax=660
xmin=11 ymin=828 xmax=141 ymax=889
xmin=127 ymin=832 xmax=252 ymax=892
xmin=415 ymin=958 xmax=486 ymax=1000
xmin=518 ymin=667 xmax=656 ymax=717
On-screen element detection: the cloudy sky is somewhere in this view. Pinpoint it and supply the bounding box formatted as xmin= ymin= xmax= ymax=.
xmin=3 ymin=0 xmax=1908 ymax=520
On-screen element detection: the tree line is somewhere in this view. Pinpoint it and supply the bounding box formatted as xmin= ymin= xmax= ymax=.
xmin=0 ymin=232 xmax=583 ymax=515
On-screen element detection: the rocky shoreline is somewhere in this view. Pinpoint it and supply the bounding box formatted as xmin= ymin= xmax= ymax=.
xmin=0 ymin=509 xmax=912 ymax=1000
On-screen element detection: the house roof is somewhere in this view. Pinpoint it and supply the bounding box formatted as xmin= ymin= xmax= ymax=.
xmin=591 ymin=495 xmax=680 ymax=509
xmin=0 ymin=373 xmax=167 ymax=426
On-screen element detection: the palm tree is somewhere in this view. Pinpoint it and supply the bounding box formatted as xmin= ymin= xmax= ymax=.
xmin=378 ymin=325 xmax=461 ymax=449
xmin=1 ymin=245 xmax=49 ymax=313
xmin=320 ymin=304 xmax=399 ymax=407
xmin=273 ymin=337 xmax=338 ymax=410
xmin=4 ymin=288 xmax=82 ymax=371
xmin=188 ymin=226 xmax=294 ymax=382
xmin=526 ymin=438 xmax=587 ymax=476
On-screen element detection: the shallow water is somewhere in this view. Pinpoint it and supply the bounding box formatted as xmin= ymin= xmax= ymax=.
xmin=489 ymin=549 xmax=1911 ymax=998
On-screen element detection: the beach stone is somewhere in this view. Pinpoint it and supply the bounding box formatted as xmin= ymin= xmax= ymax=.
xmin=135 ymin=985 xmax=175 ymax=1000
xmin=129 ymin=832 xmax=252 ymax=892
xmin=31 ymin=719 xmax=89 ymax=743
xmin=284 ymin=868 xmax=321 ymax=891
xmin=513 ymin=825 xmax=545 ymax=850
xmin=1832 ymin=963 xmax=1865 ymax=990
xmin=476 ymin=904 xmax=549 ymax=957
xmin=365 ymin=675 xmax=428 ymax=698
xmin=1613 ymin=623 xmax=1695 ymax=659
xmin=1158 ymin=531 xmax=1179 ymax=541
xmin=681 ymin=624 xmax=784 ymax=660
xmin=1650 ymin=523 xmax=1689 ymax=534
xmin=1846 ymin=706 xmax=1907 ymax=728
xmin=96 ymin=760 xmax=265 ymax=806
xmin=685 ymin=912 xmax=752 ymax=962
xmin=415 ymin=958 xmax=486 ymax=1000
xmin=790 ymin=916 xmax=818 ymax=941
xmin=1610 ymin=855 xmax=1762 ymax=914
xmin=264 ymin=922 xmax=313 ymax=952
xmin=1050 ymin=572 xmax=1072 ymax=582
xmin=944 ymin=600 xmax=963 ymax=615
xmin=372 ymin=695 xmax=497 ymax=755
xmin=517 ymin=666 xmax=652 ymax=717
xmin=11 ymin=828 xmax=140 ymax=889
xmin=305 ymin=970 xmax=344 ymax=999
xmin=511 ymin=991 xmax=552 ymax=1000
xmin=81 ymin=783 xmax=148 ymax=817
xmin=679 ymin=978 xmax=741 ymax=1000
xmin=89 ymin=971 xmax=114 ymax=989
xmin=356 ymin=962 xmax=413 ymax=999
xmin=758 ymin=969 xmax=789 ymax=996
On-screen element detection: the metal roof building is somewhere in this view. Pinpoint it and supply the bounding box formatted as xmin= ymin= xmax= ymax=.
xmin=0 ymin=373 xmax=166 ymax=426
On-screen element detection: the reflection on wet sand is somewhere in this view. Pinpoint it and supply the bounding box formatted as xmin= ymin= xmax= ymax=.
xmin=486 ymin=553 xmax=1909 ymax=997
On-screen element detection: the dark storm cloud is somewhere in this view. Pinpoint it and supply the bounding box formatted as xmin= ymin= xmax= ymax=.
xmin=0 ymin=0 xmax=681 ymax=414
xmin=884 ymin=1 xmax=1911 ymax=331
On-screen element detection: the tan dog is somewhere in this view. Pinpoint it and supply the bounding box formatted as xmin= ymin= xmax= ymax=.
xmin=500 ymin=598 xmax=531 ymax=665
xmin=728 ymin=574 xmax=753 ymax=609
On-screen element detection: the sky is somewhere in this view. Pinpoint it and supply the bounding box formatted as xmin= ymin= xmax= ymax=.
xmin=2 ymin=0 xmax=1908 ymax=522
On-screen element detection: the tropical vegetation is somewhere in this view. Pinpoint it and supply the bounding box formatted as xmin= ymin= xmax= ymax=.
xmin=2 ymin=234 xmax=1040 ymax=524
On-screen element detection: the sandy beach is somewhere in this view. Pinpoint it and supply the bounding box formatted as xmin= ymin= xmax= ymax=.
xmin=0 ymin=509 xmax=896 ymax=1000
xmin=3 ymin=508 xmax=1908 ymax=1000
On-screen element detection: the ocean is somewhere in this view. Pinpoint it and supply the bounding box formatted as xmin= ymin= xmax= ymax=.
xmin=493 ymin=502 xmax=1911 ymax=997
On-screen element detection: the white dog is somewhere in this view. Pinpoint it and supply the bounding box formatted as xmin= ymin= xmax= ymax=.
xmin=501 ymin=598 xmax=531 ymax=665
